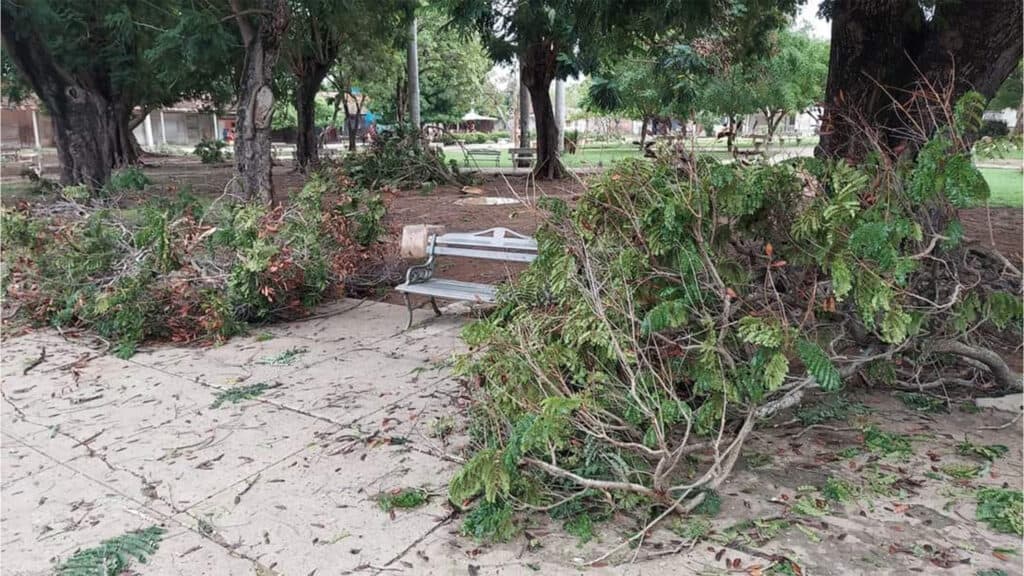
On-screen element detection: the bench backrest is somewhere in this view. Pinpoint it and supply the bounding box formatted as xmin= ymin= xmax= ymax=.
xmin=430 ymin=227 xmax=537 ymax=263
xmin=508 ymin=148 xmax=536 ymax=156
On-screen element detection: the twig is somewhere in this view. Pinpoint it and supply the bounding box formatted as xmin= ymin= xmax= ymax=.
xmin=978 ymin=411 xmax=1023 ymax=430
xmin=22 ymin=346 xmax=46 ymax=375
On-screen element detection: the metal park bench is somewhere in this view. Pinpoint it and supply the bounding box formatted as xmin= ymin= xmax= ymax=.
xmin=395 ymin=227 xmax=537 ymax=328
xmin=463 ymin=148 xmax=501 ymax=167
xmin=509 ymin=147 xmax=536 ymax=169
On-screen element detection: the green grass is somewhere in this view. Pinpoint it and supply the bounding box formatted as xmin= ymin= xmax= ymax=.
xmin=980 ymin=167 xmax=1023 ymax=207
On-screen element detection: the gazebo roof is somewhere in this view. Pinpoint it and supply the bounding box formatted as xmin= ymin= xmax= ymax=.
xmin=461 ymin=110 xmax=497 ymax=122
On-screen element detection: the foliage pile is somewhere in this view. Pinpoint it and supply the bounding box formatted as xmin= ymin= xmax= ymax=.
xmin=193 ymin=139 xmax=229 ymax=164
xmin=1 ymin=169 xmax=388 ymax=358
xmin=342 ymin=125 xmax=469 ymax=190
xmin=449 ymin=93 xmax=1022 ymax=545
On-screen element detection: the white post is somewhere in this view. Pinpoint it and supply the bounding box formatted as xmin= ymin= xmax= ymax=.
xmin=31 ymin=109 xmax=41 ymax=149
xmin=159 ymin=110 xmax=167 ymax=144
xmin=212 ymin=112 xmax=219 ymax=140
xmin=143 ymin=114 xmax=154 ymax=148
xmin=555 ymin=79 xmax=566 ymax=153
xmin=407 ymin=15 xmax=421 ymax=129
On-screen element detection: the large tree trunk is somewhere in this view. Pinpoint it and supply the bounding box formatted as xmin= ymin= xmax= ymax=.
xmin=819 ymin=0 xmax=1023 ymax=161
xmin=294 ymin=61 xmax=330 ymax=171
xmin=1 ymin=8 xmax=134 ymax=188
xmin=232 ymin=0 xmax=289 ymax=204
xmin=521 ymin=44 xmax=564 ymax=180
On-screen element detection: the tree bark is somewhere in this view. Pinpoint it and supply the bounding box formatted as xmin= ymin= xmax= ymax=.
xmin=344 ymin=92 xmax=364 ymax=152
xmin=521 ymin=43 xmax=564 ymax=180
xmin=232 ymin=0 xmax=289 ymax=204
xmin=818 ymin=0 xmax=1023 ymax=161
xmin=639 ymin=117 xmax=649 ymax=147
xmin=1 ymin=8 xmax=138 ymax=188
xmin=294 ymin=60 xmax=330 ymax=171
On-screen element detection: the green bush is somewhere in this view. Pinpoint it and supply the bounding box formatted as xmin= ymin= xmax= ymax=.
xmin=106 ymin=166 xmax=151 ymax=193
xmin=979 ymin=119 xmax=1010 ymax=138
xmin=449 ymin=93 xmax=1022 ymax=541
xmin=193 ymin=138 xmax=228 ymax=164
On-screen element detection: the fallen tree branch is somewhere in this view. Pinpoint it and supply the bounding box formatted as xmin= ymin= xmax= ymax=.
xmin=932 ymin=340 xmax=1023 ymax=391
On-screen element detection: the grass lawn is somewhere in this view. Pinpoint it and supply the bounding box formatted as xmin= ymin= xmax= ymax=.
xmin=980 ymin=167 xmax=1023 ymax=207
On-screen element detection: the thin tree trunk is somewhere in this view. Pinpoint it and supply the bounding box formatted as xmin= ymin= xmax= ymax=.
xmin=294 ymin=61 xmax=329 ymax=171
xmin=407 ymin=14 xmax=421 ymax=129
xmin=232 ymin=0 xmax=289 ymax=204
xmin=518 ymin=78 xmax=531 ymax=149
xmin=639 ymin=117 xmax=648 ymax=146
xmin=819 ymin=0 xmax=1023 ymax=161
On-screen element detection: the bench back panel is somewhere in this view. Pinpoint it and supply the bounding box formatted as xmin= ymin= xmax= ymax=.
xmin=430 ymin=227 xmax=538 ymax=263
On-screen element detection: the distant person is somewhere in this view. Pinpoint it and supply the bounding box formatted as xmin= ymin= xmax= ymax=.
xmin=221 ymin=127 xmax=229 ymax=141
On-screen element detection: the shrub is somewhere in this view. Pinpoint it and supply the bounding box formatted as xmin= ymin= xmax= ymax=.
xmin=194 ymin=138 xmax=228 ymax=163
xmin=106 ymin=166 xmax=150 ymax=193
xmin=450 ymin=92 xmax=1022 ymax=542
xmin=979 ymin=119 xmax=1009 ymax=138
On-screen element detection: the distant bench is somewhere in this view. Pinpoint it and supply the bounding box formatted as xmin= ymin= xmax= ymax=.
xmin=395 ymin=227 xmax=537 ymax=328
xmin=463 ymin=148 xmax=501 ymax=167
xmin=509 ymin=148 xmax=536 ymax=169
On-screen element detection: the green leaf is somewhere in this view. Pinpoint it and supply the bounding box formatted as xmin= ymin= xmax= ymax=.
xmin=831 ymin=259 xmax=852 ymax=301
xmin=763 ymin=352 xmax=789 ymax=391
xmin=880 ymin=307 xmax=912 ymax=344
xmin=796 ymin=339 xmax=841 ymax=391
xmin=737 ymin=316 xmax=784 ymax=347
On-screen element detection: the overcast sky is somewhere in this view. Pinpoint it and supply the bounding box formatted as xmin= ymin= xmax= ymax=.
xmin=796 ymin=2 xmax=831 ymax=39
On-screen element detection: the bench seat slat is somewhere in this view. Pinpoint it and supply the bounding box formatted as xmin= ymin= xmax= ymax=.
xmin=396 ymin=278 xmax=497 ymax=302
xmin=436 ymin=236 xmax=537 ymax=250
xmin=432 ymin=246 xmax=537 ymax=262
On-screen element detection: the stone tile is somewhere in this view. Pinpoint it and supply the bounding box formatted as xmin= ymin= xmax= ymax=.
xmin=181 ymin=442 xmax=459 ymax=575
xmin=266 ymin=349 xmax=450 ymax=425
xmin=0 ymin=464 xmax=170 ymax=575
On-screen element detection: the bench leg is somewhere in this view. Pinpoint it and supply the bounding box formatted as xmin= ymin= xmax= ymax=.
xmin=429 ymin=297 xmax=442 ymax=317
xmin=403 ymin=293 xmax=415 ymax=330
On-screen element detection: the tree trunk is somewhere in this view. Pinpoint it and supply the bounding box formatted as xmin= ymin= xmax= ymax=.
xmin=726 ymin=115 xmax=737 ymax=152
xmin=517 ymin=79 xmax=531 ymax=149
xmin=639 ymin=117 xmax=649 ymax=146
xmin=294 ymin=61 xmax=329 ymax=172
xmin=1 ymin=8 xmax=135 ymax=188
xmin=818 ymin=0 xmax=1023 ymax=161
xmin=521 ymin=43 xmax=564 ymax=180
xmin=344 ymin=94 xmax=363 ymax=152
xmin=407 ymin=14 xmax=421 ymax=129
xmin=232 ymin=0 xmax=289 ymax=204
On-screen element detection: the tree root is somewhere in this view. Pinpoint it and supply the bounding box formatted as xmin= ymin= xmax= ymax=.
xmin=932 ymin=340 xmax=1023 ymax=391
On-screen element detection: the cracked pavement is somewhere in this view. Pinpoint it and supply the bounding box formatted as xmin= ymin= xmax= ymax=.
xmin=1 ymin=299 xmax=488 ymax=575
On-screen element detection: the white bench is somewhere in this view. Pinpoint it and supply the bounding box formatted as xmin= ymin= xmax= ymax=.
xmin=395 ymin=227 xmax=537 ymax=328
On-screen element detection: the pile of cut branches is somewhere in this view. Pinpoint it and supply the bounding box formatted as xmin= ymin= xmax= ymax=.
xmin=1 ymin=167 xmax=390 ymax=357
xmin=341 ymin=125 xmax=472 ymax=190
xmin=450 ymin=91 xmax=1022 ymax=549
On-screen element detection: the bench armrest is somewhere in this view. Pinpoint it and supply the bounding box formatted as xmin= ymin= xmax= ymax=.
xmin=404 ymin=234 xmax=437 ymax=285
